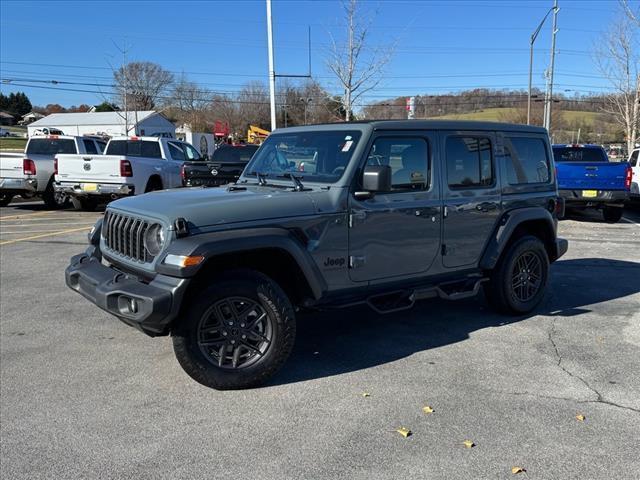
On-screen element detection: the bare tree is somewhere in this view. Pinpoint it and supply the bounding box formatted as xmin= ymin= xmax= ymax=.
xmin=168 ymin=75 xmax=211 ymax=131
xmin=326 ymin=0 xmax=394 ymax=121
xmin=620 ymin=0 xmax=640 ymax=26
xmin=114 ymin=61 xmax=174 ymax=110
xmin=594 ymin=11 xmax=639 ymax=153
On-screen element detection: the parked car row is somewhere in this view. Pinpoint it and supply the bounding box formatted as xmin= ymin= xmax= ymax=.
xmin=0 ymin=135 xmax=261 ymax=209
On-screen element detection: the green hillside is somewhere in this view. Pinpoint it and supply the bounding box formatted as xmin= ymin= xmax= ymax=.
xmin=431 ymin=108 xmax=604 ymax=126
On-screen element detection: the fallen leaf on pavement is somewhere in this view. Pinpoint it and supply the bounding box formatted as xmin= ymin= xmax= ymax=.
xmin=422 ymin=405 xmax=434 ymax=414
xmin=362 ymin=392 xmax=371 ymax=397
xmin=463 ymin=440 xmax=475 ymax=448
xmin=511 ymin=466 xmax=526 ymax=474
xmin=576 ymin=414 xmax=585 ymax=421
xmin=396 ymin=427 xmax=412 ymax=438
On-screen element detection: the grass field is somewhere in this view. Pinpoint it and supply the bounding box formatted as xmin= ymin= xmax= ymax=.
xmin=0 ymin=137 xmax=27 ymax=151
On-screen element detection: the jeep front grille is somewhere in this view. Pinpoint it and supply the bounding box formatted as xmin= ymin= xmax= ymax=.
xmin=103 ymin=210 xmax=150 ymax=262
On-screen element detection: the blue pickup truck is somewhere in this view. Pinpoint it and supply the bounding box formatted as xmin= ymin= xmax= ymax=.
xmin=553 ymin=144 xmax=632 ymax=222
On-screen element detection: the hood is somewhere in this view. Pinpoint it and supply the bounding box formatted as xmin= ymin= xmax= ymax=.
xmin=108 ymin=185 xmax=322 ymax=230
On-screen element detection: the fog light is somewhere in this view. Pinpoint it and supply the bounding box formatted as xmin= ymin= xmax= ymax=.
xmin=118 ymin=296 xmax=139 ymax=315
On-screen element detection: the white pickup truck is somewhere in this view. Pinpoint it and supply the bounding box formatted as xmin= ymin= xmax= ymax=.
xmin=0 ymin=135 xmax=106 ymax=207
xmin=54 ymin=136 xmax=202 ymax=210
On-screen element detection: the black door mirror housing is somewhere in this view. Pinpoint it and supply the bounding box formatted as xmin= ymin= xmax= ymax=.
xmin=362 ymin=164 xmax=392 ymax=192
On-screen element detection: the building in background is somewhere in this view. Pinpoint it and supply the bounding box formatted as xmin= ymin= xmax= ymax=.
xmin=26 ymin=111 xmax=175 ymax=138
xmin=0 ymin=111 xmax=15 ymax=125
xmin=19 ymin=111 xmax=45 ymax=125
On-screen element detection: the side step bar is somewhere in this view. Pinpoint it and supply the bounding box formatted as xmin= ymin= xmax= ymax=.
xmin=366 ymin=277 xmax=488 ymax=314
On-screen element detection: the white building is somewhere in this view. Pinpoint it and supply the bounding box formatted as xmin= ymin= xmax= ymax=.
xmin=27 ymin=111 xmax=175 ymax=138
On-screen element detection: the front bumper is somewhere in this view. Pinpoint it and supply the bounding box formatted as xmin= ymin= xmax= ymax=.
xmin=55 ymin=181 xmax=134 ymax=198
xmin=0 ymin=177 xmax=37 ymax=195
xmin=65 ymin=251 xmax=188 ymax=336
xmin=559 ymin=189 xmax=628 ymax=207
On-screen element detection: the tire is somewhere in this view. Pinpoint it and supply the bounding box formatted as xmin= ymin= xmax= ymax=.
xmin=0 ymin=194 xmax=13 ymax=207
xmin=602 ymin=206 xmax=623 ymax=223
xmin=42 ymin=180 xmax=69 ymax=209
xmin=485 ymin=235 xmax=549 ymax=315
xmin=145 ymin=177 xmax=163 ymax=193
xmin=172 ymin=269 xmax=296 ymax=390
xmin=70 ymin=196 xmax=98 ymax=211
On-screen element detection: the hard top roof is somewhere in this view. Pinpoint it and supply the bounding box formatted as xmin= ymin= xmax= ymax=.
xmin=276 ymin=119 xmax=548 ymax=134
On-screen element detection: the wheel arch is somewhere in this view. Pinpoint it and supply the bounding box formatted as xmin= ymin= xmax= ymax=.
xmin=159 ymin=228 xmax=327 ymax=307
xmin=145 ymin=174 xmax=163 ymax=192
xmin=480 ymin=207 xmax=558 ymax=270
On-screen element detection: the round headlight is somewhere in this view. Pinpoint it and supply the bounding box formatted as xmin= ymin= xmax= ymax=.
xmin=144 ymin=223 xmax=165 ymax=257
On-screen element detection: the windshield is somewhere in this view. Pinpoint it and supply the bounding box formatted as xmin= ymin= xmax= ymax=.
xmin=26 ymin=138 xmax=76 ymax=155
xmin=212 ymin=145 xmax=259 ymax=163
xmin=243 ymin=130 xmax=362 ymax=183
xmin=553 ymin=147 xmax=608 ymax=163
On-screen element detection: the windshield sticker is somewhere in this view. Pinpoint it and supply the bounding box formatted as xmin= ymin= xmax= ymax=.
xmin=342 ymin=140 xmax=354 ymax=152
xmin=345 ymin=135 xmax=352 ymax=141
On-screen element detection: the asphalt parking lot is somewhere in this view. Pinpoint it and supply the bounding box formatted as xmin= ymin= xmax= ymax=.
xmin=1 ymin=201 xmax=639 ymax=480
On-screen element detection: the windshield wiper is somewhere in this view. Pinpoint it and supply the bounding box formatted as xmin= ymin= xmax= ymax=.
xmin=246 ymin=171 xmax=269 ymax=186
xmin=278 ymin=173 xmax=305 ymax=191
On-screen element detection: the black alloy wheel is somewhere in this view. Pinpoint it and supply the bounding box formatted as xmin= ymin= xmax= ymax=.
xmin=510 ymin=251 xmax=543 ymax=302
xmin=197 ymin=297 xmax=273 ymax=370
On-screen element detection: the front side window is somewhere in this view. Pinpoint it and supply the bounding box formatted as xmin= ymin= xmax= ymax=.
xmin=366 ymin=137 xmax=429 ymax=190
xmin=446 ymin=136 xmax=493 ymax=188
xmin=183 ymin=144 xmax=201 ymax=161
xmin=244 ymin=130 xmax=362 ymax=183
xmin=504 ymin=137 xmax=550 ymax=184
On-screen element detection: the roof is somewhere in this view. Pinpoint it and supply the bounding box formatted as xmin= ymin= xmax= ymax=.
xmin=23 ymin=112 xmax=45 ymax=119
xmin=28 ymin=111 xmax=163 ymax=127
xmin=281 ymin=119 xmax=548 ymax=134
xmin=552 ymin=144 xmax=604 ymax=149
xmin=0 ymin=111 xmax=14 ymax=118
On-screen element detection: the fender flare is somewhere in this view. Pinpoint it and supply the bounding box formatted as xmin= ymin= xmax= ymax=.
xmin=156 ymin=227 xmax=326 ymax=300
xmin=479 ymin=207 xmax=556 ymax=270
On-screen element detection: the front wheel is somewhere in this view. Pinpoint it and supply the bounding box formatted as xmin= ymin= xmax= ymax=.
xmin=602 ymin=206 xmax=623 ymax=223
xmin=485 ymin=235 xmax=549 ymax=315
xmin=172 ymin=270 xmax=296 ymax=390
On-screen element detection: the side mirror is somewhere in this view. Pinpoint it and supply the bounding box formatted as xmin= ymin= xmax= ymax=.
xmin=359 ymin=164 xmax=391 ymax=195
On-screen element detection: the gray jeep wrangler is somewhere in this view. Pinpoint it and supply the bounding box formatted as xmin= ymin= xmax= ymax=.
xmin=66 ymin=121 xmax=567 ymax=390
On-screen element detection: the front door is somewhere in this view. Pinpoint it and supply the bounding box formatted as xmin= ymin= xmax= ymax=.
xmin=441 ymin=132 xmax=502 ymax=268
xmin=348 ymin=133 xmax=441 ymax=282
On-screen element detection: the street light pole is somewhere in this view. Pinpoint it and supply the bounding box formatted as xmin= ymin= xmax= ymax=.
xmin=527 ymin=4 xmax=556 ymax=125
xmin=300 ymin=97 xmax=312 ymax=125
xmin=266 ymin=0 xmax=277 ymax=131
xmin=544 ymin=0 xmax=559 ymax=133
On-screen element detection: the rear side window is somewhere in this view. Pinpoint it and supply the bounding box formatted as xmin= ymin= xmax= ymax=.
xmin=446 ymin=136 xmax=493 ymax=188
xmin=83 ymin=139 xmax=98 ymax=154
xmin=553 ymin=147 xmax=607 ymax=163
xmin=96 ymin=141 xmax=106 ymax=153
xmin=26 ymin=138 xmax=77 ymax=155
xmin=106 ymin=140 xmax=162 ymax=158
xmin=366 ymin=137 xmax=430 ymax=190
xmin=504 ymin=137 xmax=550 ymax=184
xmin=630 ymin=150 xmax=638 ymax=167
xmin=168 ymin=142 xmax=186 ymax=161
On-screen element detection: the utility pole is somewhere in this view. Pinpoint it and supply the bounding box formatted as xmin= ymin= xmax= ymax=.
xmin=527 ymin=5 xmax=555 ymax=125
xmin=543 ymin=0 xmax=559 ymax=132
xmin=300 ymin=97 xmax=312 ymax=125
xmin=266 ymin=0 xmax=277 ymax=131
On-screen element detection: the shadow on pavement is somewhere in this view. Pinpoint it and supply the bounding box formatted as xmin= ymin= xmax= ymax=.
xmin=270 ymin=258 xmax=640 ymax=386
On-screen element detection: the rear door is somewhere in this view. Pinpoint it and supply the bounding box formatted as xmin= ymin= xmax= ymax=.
xmin=348 ymin=131 xmax=441 ymax=282
xmin=441 ymin=131 xmax=501 ymax=268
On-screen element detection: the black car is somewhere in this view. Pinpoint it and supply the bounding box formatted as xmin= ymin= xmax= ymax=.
xmin=181 ymin=144 xmax=259 ymax=187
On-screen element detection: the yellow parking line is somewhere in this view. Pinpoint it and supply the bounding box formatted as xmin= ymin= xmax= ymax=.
xmin=0 ymin=210 xmax=56 ymax=221
xmin=0 ymin=226 xmax=92 ymax=246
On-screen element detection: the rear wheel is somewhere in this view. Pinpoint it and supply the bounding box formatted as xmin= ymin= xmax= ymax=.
xmin=145 ymin=177 xmax=163 ymax=193
xmin=0 ymin=194 xmax=13 ymax=207
xmin=42 ymin=180 xmax=68 ymax=209
xmin=602 ymin=206 xmax=623 ymax=223
xmin=485 ymin=235 xmax=549 ymax=315
xmin=172 ymin=270 xmax=296 ymax=390
xmin=70 ymin=196 xmax=98 ymax=211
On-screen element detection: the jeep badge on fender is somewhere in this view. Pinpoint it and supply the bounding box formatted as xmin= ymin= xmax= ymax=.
xmin=65 ymin=120 xmax=567 ymax=390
